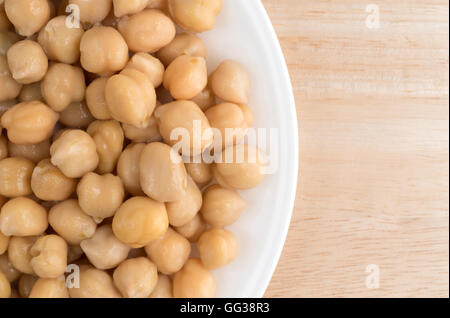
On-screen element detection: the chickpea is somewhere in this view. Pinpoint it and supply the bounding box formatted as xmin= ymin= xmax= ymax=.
xmin=8 ymin=236 xmax=40 ymax=274
xmin=87 ymin=120 xmax=124 ymax=174
xmin=68 ymin=0 xmax=112 ymax=25
xmin=112 ymin=197 xmax=168 ymax=248
xmin=185 ymin=161 xmax=213 ymax=186
xmin=29 ymin=276 xmax=69 ymax=298
xmin=0 ymin=135 xmax=7 ymax=160
xmin=0 ymin=254 xmax=21 ymax=282
xmin=113 ymin=0 xmax=150 ymax=18
xmin=0 ymin=270 xmax=10 ymax=298
xmin=19 ymin=83 xmax=43 ymax=102
xmin=8 ymin=140 xmax=50 ymax=164
xmin=0 ymin=2 xmax=11 ymax=31
xmin=191 ymin=86 xmax=216 ymax=111
xmin=122 ymin=116 xmax=160 ymax=144
xmin=200 ymin=185 xmax=247 ymax=227
xmin=1 ymin=101 xmax=58 ymax=145
xmin=126 ymin=53 xmax=165 ymax=88
xmin=163 ymin=55 xmax=208 ymax=100
xmin=80 ymin=225 xmax=130 ymax=270
xmin=113 ymin=257 xmax=158 ymax=298
xmin=85 ymin=77 xmax=111 ymax=121
xmin=157 ymin=33 xmax=207 ymax=67
xmin=0 ymin=55 xmax=22 ymax=102
xmin=166 ymin=176 xmax=202 ymax=227
xmin=37 ymin=16 xmax=84 ymax=65
xmin=0 ymin=30 xmax=20 ymax=56
xmin=31 ymin=159 xmax=77 ymax=202
xmin=41 ymin=63 xmax=85 ymax=112
xmin=149 ymin=274 xmax=172 ymax=298
xmin=210 ymin=60 xmax=250 ymax=104
xmin=0 ymin=157 xmax=34 ymax=198
xmin=80 ymin=26 xmax=129 ymax=76
xmin=198 ymin=228 xmax=238 ymax=270
xmin=106 ymin=69 xmax=156 ymax=129
xmin=48 ymin=199 xmax=97 ymax=245
xmin=69 ymin=266 xmax=121 ymax=298
xmin=175 ymin=213 xmax=207 ymax=243
xmin=173 ymin=258 xmax=216 ymax=298
xmin=139 ymin=142 xmax=188 ymax=202
xmin=0 ymin=231 xmax=8 ymax=255
xmin=118 ymin=9 xmax=175 ymax=53
xmin=19 ymin=274 xmax=38 ymax=298
xmin=30 ymin=235 xmax=68 ymax=278
xmin=59 ymin=101 xmax=95 ymax=129
xmin=117 ymin=143 xmax=145 ymax=196
xmin=50 ymin=130 xmax=99 ymax=178
xmin=214 ymin=144 xmax=267 ymax=190
xmin=6 ymin=40 xmax=48 ymax=85
xmin=168 ymin=0 xmax=222 ymax=33
xmin=77 ymin=173 xmax=124 ymax=221
xmin=147 ymin=0 xmax=167 ymax=11
xmin=4 ymin=0 xmax=51 ymax=37
xmin=144 ymin=228 xmax=191 ymax=275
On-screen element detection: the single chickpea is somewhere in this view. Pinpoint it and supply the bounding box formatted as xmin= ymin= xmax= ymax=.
xmin=41 ymin=63 xmax=85 ymax=112
xmin=210 ymin=60 xmax=250 ymax=104
xmin=69 ymin=266 xmax=121 ymax=298
xmin=50 ymin=130 xmax=99 ymax=178
xmin=166 ymin=176 xmax=202 ymax=227
xmin=48 ymin=199 xmax=97 ymax=245
xmin=122 ymin=116 xmax=160 ymax=144
xmin=174 ymin=213 xmax=207 ymax=243
xmin=198 ymin=228 xmax=238 ymax=270
xmin=113 ymin=0 xmax=150 ymax=18
xmin=200 ymin=185 xmax=247 ymax=227
xmin=18 ymin=274 xmax=38 ymax=298
xmin=8 ymin=140 xmax=50 ymax=164
xmin=191 ymin=86 xmax=216 ymax=111
xmin=0 ymin=270 xmax=10 ymax=298
xmin=0 ymin=55 xmax=22 ymax=102
xmin=126 ymin=53 xmax=165 ymax=88
xmin=144 ymin=228 xmax=191 ymax=275
xmin=59 ymin=101 xmax=95 ymax=129
xmin=214 ymin=144 xmax=267 ymax=189
xmin=0 ymin=254 xmax=21 ymax=282
xmin=139 ymin=142 xmax=188 ymax=202
xmin=163 ymin=55 xmax=208 ymax=100
xmin=80 ymin=225 xmax=130 ymax=270
xmin=80 ymin=26 xmax=129 ymax=76
xmin=85 ymin=77 xmax=111 ymax=121
xmin=68 ymin=0 xmax=112 ymax=25
xmin=30 ymin=235 xmax=68 ymax=279
xmin=29 ymin=276 xmax=69 ymax=298
xmin=19 ymin=83 xmax=43 ymax=102
xmin=37 ymin=16 xmax=84 ymax=65
xmin=118 ymin=9 xmax=176 ymax=53
xmin=1 ymin=101 xmax=58 ymax=145
xmin=0 ymin=135 xmax=8 ymax=160
xmin=0 ymin=157 xmax=34 ymax=198
xmin=185 ymin=161 xmax=213 ymax=186
xmin=106 ymin=69 xmax=156 ymax=128
xmin=6 ymin=40 xmax=48 ymax=85
xmin=77 ymin=173 xmax=124 ymax=221
xmin=113 ymin=257 xmax=158 ymax=298
xmin=168 ymin=0 xmax=222 ymax=33
xmin=157 ymin=33 xmax=207 ymax=67
xmin=0 ymin=197 xmax=47 ymax=237
xmin=8 ymin=236 xmax=40 ymax=274
xmin=149 ymin=275 xmax=173 ymax=298
xmin=173 ymin=258 xmax=216 ymax=298
xmin=112 ymin=196 xmax=169 ymax=248
xmin=117 ymin=143 xmax=145 ymax=196
xmin=31 ymin=159 xmax=77 ymax=202
xmin=0 ymin=30 xmax=20 ymax=56
xmin=0 ymin=231 xmax=9 ymax=255
xmin=87 ymin=120 xmax=124 ymax=174
xmin=205 ymin=103 xmax=253 ymax=149
xmin=4 ymin=0 xmax=51 ymax=37
xmin=0 ymin=2 xmax=11 ymax=31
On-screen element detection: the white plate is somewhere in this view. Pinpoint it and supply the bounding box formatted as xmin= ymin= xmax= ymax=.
xmin=199 ymin=0 xmax=298 ymax=298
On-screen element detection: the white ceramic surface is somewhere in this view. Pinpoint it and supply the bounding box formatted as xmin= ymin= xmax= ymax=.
xmin=199 ymin=0 xmax=298 ymax=298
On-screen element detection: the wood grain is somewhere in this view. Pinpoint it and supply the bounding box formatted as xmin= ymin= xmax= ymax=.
xmin=262 ymin=0 xmax=449 ymax=298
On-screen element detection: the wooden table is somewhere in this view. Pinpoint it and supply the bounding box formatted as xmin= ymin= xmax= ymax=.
xmin=262 ymin=0 xmax=449 ymax=298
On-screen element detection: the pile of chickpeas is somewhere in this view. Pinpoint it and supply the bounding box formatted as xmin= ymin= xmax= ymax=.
xmin=0 ymin=0 xmax=267 ymax=298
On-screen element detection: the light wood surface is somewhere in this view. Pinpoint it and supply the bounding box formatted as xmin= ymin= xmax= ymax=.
xmin=262 ymin=0 xmax=449 ymax=298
